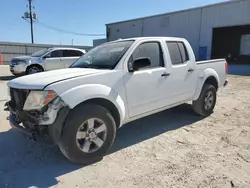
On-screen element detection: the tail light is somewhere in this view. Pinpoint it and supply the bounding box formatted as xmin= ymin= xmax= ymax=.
xmin=225 ymin=61 xmax=228 ymax=75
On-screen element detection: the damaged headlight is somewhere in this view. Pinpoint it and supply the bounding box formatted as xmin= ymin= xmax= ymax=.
xmin=23 ymin=90 xmax=57 ymax=110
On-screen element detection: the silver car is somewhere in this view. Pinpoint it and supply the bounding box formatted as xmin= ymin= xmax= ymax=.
xmin=10 ymin=47 xmax=86 ymax=75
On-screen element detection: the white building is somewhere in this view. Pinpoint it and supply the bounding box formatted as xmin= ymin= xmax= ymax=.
xmin=105 ymin=0 xmax=250 ymax=61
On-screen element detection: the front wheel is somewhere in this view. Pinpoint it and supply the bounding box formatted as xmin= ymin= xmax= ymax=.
xmin=58 ymin=104 xmax=116 ymax=164
xmin=26 ymin=65 xmax=43 ymax=75
xmin=192 ymin=84 xmax=217 ymax=117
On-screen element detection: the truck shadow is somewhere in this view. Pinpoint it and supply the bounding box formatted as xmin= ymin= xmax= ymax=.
xmin=0 ymin=104 xmax=203 ymax=188
xmin=110 ymin=104 xmax=203 ymax=153
xmin=0 ymin=75 xmax=15 ymax=81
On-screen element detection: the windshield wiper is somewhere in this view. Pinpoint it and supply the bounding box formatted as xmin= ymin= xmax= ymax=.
xmin=80 ymin=65 xmax=101 ymax=69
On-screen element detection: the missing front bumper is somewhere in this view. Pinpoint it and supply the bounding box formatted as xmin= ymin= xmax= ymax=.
xmin=7 ymin=106 xmax=69 ymax=144
xmin=8 ymin=114 xmax=35 ymax=137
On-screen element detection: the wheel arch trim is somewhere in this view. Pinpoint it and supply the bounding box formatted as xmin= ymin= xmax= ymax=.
xmin=193 ymin=68 xmax=219 ymax=100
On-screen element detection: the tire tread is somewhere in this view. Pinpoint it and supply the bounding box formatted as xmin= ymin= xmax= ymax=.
xmin=58 ymin=104 xmax=116 ymax=164
xmin=192 ymin=84 xmax=217 ymax=117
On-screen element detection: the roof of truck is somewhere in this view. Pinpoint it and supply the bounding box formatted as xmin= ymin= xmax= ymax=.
xmin=49 ymin=47 xmax=86 ymax=52
xmin=107 ymin=36 xmax=187 ymax=43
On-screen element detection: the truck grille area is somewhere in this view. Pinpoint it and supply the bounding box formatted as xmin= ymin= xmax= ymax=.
xmin=9 ymin=88 xmax=30 ymax=110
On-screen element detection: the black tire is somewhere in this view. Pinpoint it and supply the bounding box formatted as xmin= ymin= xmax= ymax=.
xmin=192 ymin=84 xmax=217 ymax=117
xmin=58 ymin=104 xmax=116 ymax=164
xmin=26 ymin=65 xmax=43 ymax=75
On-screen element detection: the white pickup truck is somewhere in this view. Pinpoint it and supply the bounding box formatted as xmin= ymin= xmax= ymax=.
xmin=5 ymin=37 xmax=228 ymax=164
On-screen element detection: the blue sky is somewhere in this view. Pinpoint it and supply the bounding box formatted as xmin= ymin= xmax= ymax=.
xmin=0 ymin=0 xmax=227 ymax=46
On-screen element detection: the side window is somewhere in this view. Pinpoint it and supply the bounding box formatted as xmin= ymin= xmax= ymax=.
xmin=177 ymin=42 xmax=189 ymax=62
xmin=166 ymin=42 xmax=189 ymax=65
xmin=50 ymin=50 xmax=63 ymax=58
xmin=63 ymin=50 xmax=81 ymax=57
xmin=166 ymin=42 xmax=182 ymax=65
xmin=76 ymin=51 xmax=84 ymax=56
xmin=130 ymin=42 xmax=164 ymax=69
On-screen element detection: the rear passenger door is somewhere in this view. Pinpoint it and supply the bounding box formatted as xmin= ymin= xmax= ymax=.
xmin=63 ymin=50 xmax=83 ymax=68
xmin=166 ymin=41 xmax=197 ymax=102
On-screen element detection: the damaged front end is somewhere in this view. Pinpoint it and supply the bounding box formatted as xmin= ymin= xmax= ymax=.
xmin=5 ymin=88 xmax=69 ymax=144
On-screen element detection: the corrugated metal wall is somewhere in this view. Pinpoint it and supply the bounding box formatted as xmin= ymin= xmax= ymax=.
xmin=142 ymin=9 xmax=201 ymax=58
xmin=107 ymin=19 xmax=143 ymax=41
xmin=106 ymin=0 xmax=250 ymax=60
xmin=200 ymin=0 xmax=250 ymax=59
xmin=93 ymin=38 xmax=107 ymax=47
xmin=0 ymin=42 xmax=92 ymax=65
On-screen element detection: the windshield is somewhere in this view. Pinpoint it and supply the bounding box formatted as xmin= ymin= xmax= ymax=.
xmin=31 ymin=48 xmax=51 ymax=57
xmin=70 ymin=40 xmax=134 ymax=69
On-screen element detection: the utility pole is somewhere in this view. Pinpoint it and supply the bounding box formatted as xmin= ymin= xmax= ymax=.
xmin=28 ymin=0 xmax=34 ymax=43
xmin=22 ymin=0 xmax=37 ymax=43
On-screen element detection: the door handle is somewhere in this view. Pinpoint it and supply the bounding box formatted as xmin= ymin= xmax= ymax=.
xmin=188 ymin=68 xmax=194 ymax=72
xmin=161 ymin=72 xmax=171 ymax=77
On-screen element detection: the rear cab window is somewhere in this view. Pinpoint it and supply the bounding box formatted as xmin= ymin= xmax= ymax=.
xmin=166 ymin=41 xmax=189 ymax=65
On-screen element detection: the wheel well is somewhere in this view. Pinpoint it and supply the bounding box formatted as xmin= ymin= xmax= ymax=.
xmin=79 ymin=98 xmax=121 ymax=128
xmin=204 ymin=76 xmax=218 ymax=91
xmin=26 ymin=64 xmax=44 ymax=72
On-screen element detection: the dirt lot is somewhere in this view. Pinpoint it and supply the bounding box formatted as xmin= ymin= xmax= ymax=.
xmin=0 ymin=66 xmax=249 ymax=188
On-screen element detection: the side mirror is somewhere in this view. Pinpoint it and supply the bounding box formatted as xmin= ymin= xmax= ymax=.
xmin=128 ymin=57 xmax=151 ymax=72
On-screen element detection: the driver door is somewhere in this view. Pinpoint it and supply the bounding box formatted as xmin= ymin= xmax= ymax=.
xmin=44 ymin=50 xmax=64 ymax=70
xmin=124 ymin=41 xmax=172 ymax=117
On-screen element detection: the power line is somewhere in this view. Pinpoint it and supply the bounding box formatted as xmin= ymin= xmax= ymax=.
xmin=22 ymin=0 xmax=37 ymax=43
xmin=22 ymin=1 xmax=105 ymax=38
xmin=35 ymin=21 xmax=106 ymax=36
xmin=28 ymin=0 xmax=34 ymax=43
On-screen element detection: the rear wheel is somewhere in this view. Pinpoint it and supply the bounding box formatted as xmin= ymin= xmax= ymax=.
xmin=58 ymin=104 xmax=116 ymax=164
xmin=26 ymin=65 xmax=43 ymax=74
xmin=192 ymin=84 xmax=217 ymax=117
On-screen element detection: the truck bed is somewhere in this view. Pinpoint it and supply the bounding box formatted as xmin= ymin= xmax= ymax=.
xmin=196 ymin=59 xmax=227 ymax=88
xmin=196 ymin=59 xmax=226 ymax=65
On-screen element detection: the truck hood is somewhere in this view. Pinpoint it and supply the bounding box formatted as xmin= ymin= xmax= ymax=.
xmin=8 ymin=68 xmax=108 ymax=90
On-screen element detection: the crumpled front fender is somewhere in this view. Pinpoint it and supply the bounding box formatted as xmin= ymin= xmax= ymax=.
xmin=59 ymin=84 xmax=126 ymax=126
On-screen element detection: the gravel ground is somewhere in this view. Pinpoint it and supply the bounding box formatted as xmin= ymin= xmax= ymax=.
xmin=0 ymin=65 xmax=249 ymax=188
